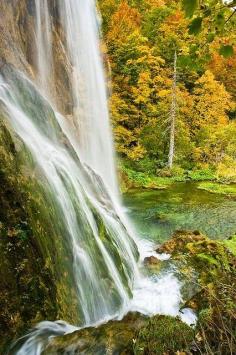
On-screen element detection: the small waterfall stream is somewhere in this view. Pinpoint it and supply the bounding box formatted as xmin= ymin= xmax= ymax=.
xmin=0 ymin=1 xmax=195 ymax=353
xmin=34 ymin=0 xmax=54 ymax=97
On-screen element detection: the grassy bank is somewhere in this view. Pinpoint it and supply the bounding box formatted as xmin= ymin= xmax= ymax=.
xmin=119 ymin=164 xmax=236 ymax=194
xmin=198 ymin=181 xmax=236 ymax=196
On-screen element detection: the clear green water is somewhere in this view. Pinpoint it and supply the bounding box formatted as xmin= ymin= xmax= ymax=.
xmin=123 ymin=182 xmax=236 ymax=243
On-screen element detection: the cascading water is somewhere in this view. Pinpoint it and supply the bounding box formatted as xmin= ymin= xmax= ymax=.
xmin=34 ymin=0 xmax=54 ymax=97
xmin=58 ymin=0 xmax=118 ymax=196
xmin=0 ymin=67 xmax=139 ymax=324
xmin=0 ymin=1 xmax=195 ymax=353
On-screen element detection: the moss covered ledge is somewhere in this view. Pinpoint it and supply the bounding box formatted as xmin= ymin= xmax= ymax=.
xmin=0 ymin=122 xmax=59 ymax=352
xmin=157 ymin=230 xmax=236 ymax=354
xmin=43 ymin=313 xmax=195 ymax=354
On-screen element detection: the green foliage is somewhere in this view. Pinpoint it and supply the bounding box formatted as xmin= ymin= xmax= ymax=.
xmin=188 ymin=17 xmax=202 ymax=34
xmin=182 ymin=0 xmax=198 ymax=18
xmin=187 ymin=168 xmax=216 ymax=181
xmin=158 ymin=165 xmax=186 ymax=180
xmin=207 ymin=32 xmax=215 ymax=43
xmin=224 ymin=235 xmax=236 ymax=256
xmin=196 ymin=252 xmax=220 ymax=267
xmin=120 ymin=161 xmax=225 ymax=190
xmin=181 ymin=0 xmax=236 ymax=59
xmin=219 ymin=44 xmax=234 ymax=58
xmin=121 ymin=166 xmax=173 ymax=189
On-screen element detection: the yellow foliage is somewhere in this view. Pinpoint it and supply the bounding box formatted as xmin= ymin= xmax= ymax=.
xmin=145 ymin=0 xmax=165 ymax=8
xmin=109 ymin=93 xmax=130 ymax=123
xmin=127 ymin=144 xmax=146 ymax=161
xmin=193 ymin=70 xmax=233 ymax=127
xmin=132 ymin=71 xmax=152 ymax=105
xmin=217 ymin=158 xmax=236 ymax=182
xmin=100 ymin=0 xmax=235 ymax=171
xmin=113 ymin=126 xmax=133 ymax=154
xmin=158 ymin=89 xmax=171 ymax=97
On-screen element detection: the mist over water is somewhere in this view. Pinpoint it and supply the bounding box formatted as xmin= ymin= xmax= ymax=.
xmin=0 ymin=1 xmax=195 ymax=353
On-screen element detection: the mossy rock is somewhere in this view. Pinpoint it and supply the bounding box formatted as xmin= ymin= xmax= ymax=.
xmin=157 ymin=230 xmax=236 ymax=354
xmin=144 ymin=256 xmax=162 ymax=266
xmin=156 ymin=230 xmax=234 ymax=275
xmin=43 ymin=313 xmax=195 ymax=355
xmin=0 ymin=93 xmax=79 ymax=349
xmin=198 ymin=182 xmax=236 ymax=196
xmin=0 ymin=121 xmax=60 ymax=351
xmin=133 ymin=315 xmax=195 ymax=354
xmin=43 ymin=312 xmax=148 ymax=354
xmin=156 ymin=230 xmax=203 ymax=255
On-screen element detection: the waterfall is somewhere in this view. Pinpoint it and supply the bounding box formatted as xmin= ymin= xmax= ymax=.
xmin=0 ymin=0 xmax=138 ymax=333
xmin=0 ymin=0 xmax=192 ymax=353
xmin=58 ymin=0 xmax=118 ymax=196
xmin=0 ymin=66 xmax=139 ymax=325
xmin=34 ymin=0 xmax=54 ymax=97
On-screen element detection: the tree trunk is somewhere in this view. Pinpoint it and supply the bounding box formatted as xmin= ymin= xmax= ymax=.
xmin=168 ymin=51 xmax=177 ymax=169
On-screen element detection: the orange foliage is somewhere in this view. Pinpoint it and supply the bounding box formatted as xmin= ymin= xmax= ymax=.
xmin=107 ymin=1 xmax=141 ymax=43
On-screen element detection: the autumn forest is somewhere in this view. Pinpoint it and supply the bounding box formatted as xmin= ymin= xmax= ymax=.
xmin=99 ymin=0 xmax=236 ymax=187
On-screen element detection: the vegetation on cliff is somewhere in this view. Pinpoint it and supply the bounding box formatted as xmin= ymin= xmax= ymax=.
xmin=157 ymin=230 xmax=236 ymax=354
xmin=0 ymin=120 xmax=58 ymax=351
xmin=0 ymin=66 xmax=80 ymax=350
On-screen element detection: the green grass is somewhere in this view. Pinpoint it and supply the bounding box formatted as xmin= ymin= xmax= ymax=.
xmin=187 ymin=168 xmax=216 ymax=181
xmin=117 ymin=157 xmax=236 ymax=193
xmin=121 ymin=167 xmax=174 ymax=189
xmin=224 ymin=235 xmax=236 ymax=256
xmin=120 ymin=165 xmax=218 ymax=191
xmin=198 ymin=182 xmax=236 ymax=196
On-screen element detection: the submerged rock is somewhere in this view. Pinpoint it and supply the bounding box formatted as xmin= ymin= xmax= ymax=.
xmin=143 ymin=255 xmax=161 ymax=265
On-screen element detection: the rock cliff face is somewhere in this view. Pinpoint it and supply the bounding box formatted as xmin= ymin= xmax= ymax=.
xmin=0 ymin=0 xmax=73 ymax=113
xmin=0 ymin=1 xmax=78 ymax=350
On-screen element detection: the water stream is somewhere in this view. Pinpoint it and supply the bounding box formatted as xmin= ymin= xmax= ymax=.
xmin=124 ymin=183 xmax=236 ymax=242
